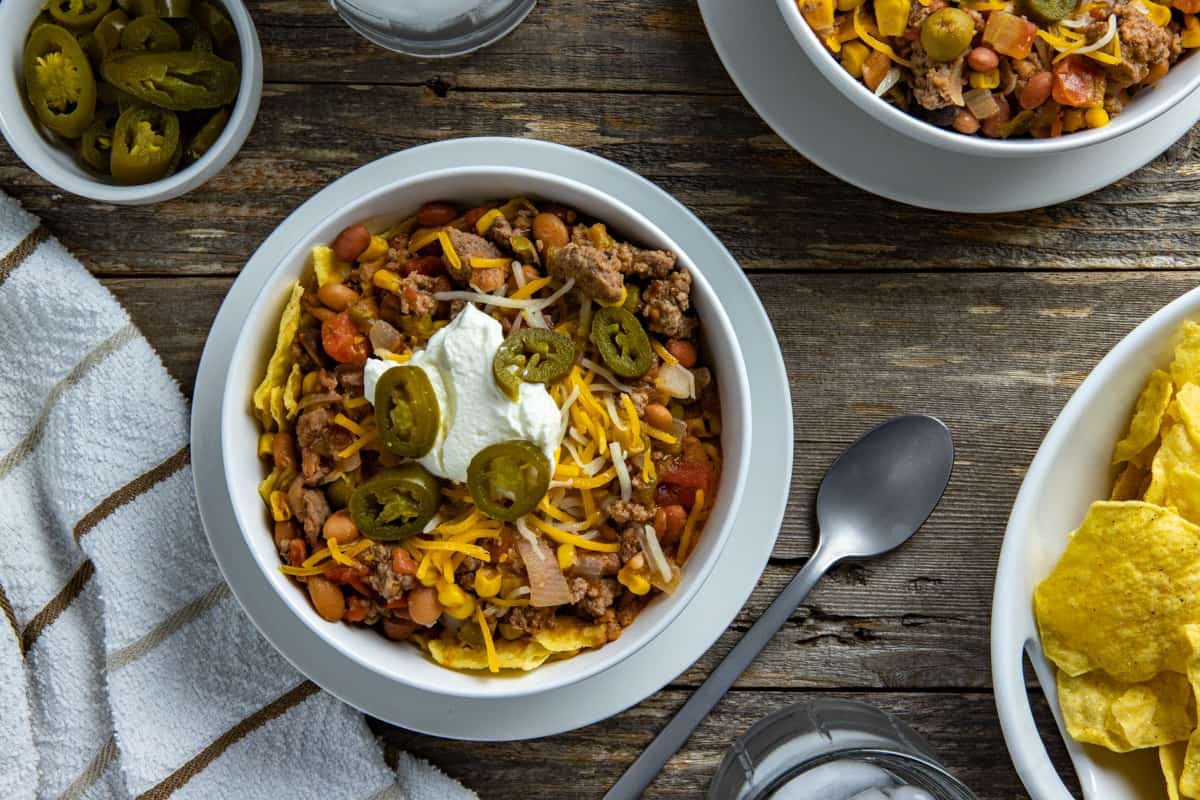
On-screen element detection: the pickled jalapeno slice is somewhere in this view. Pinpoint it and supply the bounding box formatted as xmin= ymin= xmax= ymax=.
xmin=374 ymin=365 xmax=441 ymax=459
xmin=184 ymin=106 xmax=228 ymax=161
xmin=101 ymin=49 xmax=238 ymax=110
xmin=78 ymin=104 xmax=119 ymax=172
xmin=492 ymin=328 xmax=575 ymax=401
xmin=349 ymin=464 xmax=441 ymax=541
xmin=466 ymin=440 xmax=551 ymax=522
xmin=48 ymin=0 xmax=113 ymax=30
xmin=120 ymin=15 xmax=181 ymax=51
xmin=589 ymin=306 xmax=652 ymax=378
xmin=110 ymin=105 xmax=179 ymax=183
xmin=23 ymin=24 xmax=97 ymax=138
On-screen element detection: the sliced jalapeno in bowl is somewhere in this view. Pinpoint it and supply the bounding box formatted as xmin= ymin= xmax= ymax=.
xmin=78 ymin=104 xmax=119 ymax=172
xmin=101 ymin=49 xmax=238 ymax=110
xmin=374 ymin=365 xmax=441 ymax=459
xmin=110 ymin=105 xmax=179 ymax=183
xmin=349 ymin=463 xmax=441 ymax=541
xmin=590 ymin=306 xmax=652 ymax=378
xmin=23 ymin=24 xmax=98 ymax=138
xmin=48 ymin=0 xmax=113 ymax=31
xmin=120 ymin=15 xmax=181 ymax=51
xmin=493 ymin=328 xmax=575 ymax=401
xmin=467 ymin=440 xmax=551 ymax=521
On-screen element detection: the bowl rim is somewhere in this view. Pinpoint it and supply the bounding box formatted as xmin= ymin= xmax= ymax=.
xmin=775 ymin=0 xmax=1200 ymax=158
xmin=217 ymin=163 xmax=753 ymax=700
xmin=991 ymin=282 xmax=1200 ymax=798
xmin=0 ymin=0 xmax=263 ymax=205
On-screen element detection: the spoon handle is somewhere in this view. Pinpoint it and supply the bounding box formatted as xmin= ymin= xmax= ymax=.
xmin=604 ymin=546 xmax=840 ymax=800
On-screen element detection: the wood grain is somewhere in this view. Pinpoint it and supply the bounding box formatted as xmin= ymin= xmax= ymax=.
xmin=371 ymin=690 xmax=1083 ymax=799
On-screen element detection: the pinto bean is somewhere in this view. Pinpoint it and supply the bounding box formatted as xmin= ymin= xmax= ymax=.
xmin=464 ymin=206 xmax=490 ymax=228
xmin=416 ymin=202 xmax=459 ymax=227
xmin=532 ymin=212 xmax=569 ymax=251
xmin=663 ymin=505 xmax=687 ymax=540
xmin=272 ymin=432 xmax=297 ymax=470
xmin=666 ymin=339 xmax=697 ymax=368
xmin=308 ymin=576 xmax=345 ymax=621
xmin=317 ymin=281 xmax=359 ymax=312
xmin=382 ymin=619 xmax=418 ymax=641
xmin=274 ymin=519 xmax=298 ymax=552
xmin=1019 ymin=72 xmax=1053 ymax=110
xmin=407 ymin=587 xmax=442 ymax=626
xmin=644 ymin=402 xmax=673 ymax=431
xmin=322 ymin=509 xmax=359 ymax=544
xmin=952 ymin=110 xmax=980 ymax=135
xmin=967 ymin=47 xmax=998 ymax=72
xmin=333 ymin=224 xmax=371 ymax=262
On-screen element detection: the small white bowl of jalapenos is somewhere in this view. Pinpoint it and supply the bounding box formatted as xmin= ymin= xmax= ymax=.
xmin=0 ymin=0 xmax=262 ymax=204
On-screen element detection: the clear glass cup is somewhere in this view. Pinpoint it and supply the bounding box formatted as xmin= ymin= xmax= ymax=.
xmin=329 ymin=0 xmax=536 ymax=58
xmin=709 ymin=698 xmax=978 ymax=800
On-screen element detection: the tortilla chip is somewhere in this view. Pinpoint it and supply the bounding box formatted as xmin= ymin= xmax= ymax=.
xmin=1056 ymin=670 xmax=1194 ymax=752
xmin=427 ymin=635 xmax=550 ymax=672
xmin=1034 ymin=501 xmax=1200 ymax=682
xmin=283 ymin=363 xmax=303 ymax=421
xmin=251 ymin=282 xmax=304 ymax=431
xmin=1111 ymin=463 xmax=1148 ymax=501
xmin=1164 ymin=741 xmax=1189 ymax=800
xmin=312 ymin=245 xmax=350 ymax=288
xmin=1172 ymin=321 xmax=1200 ymax=389
xmin=531 ymin=618 xmax=608 ymax=653
xmin=1114 ymin=370 xmax=1173 ymax=464
xmin=1145 ymin=425 xmax=1200 ymax=525
xmin=1183 ymin=728 xmax=1200 ymax=798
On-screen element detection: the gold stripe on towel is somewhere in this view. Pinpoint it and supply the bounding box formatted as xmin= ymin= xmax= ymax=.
xmin=0 ymin=225 xmax=48 ymax=290
xmin=107 ymin=583 xmax=230 ymax=673
xmin=136 ymin=680 xmax=320 ymax=800
xmin=0 ymin=581 xmax=22 ymax=655
xmin=21 ymin=559 xmax=95 ymax=653
xmin=0 ymin=322 xmax=138 ymax=482
xmin=75 ymin=444 xmax=191 ymax=543
xmin=58 ymin=734 xmax=119 ymax=800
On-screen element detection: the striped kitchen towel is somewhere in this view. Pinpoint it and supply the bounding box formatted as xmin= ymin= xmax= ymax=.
xmin=0 ymin=193 xmax=477 ymax=800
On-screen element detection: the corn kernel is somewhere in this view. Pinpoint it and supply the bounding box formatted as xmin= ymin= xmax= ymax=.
xmin=500 ymin=574 xmax=523 ymax=596
xmin=874 ymin=0 xmax=911 ymax=36
xmin=416 ymin=556 xmax=438 ymax=586
xmin=301 ymin=371 xmax=322 ymax=395
xmin=437 ymin=581 xmax=467 ymax=608
xmin=373 ymin=268 xmax=403 ymax=295
xmin=444 ymin=595 xmax=476 ymax=620
xmin=969 ymin=68 xmax=1000 ymax=90
xmin=269 ymin=490 xmax=291 ymax=522
xmin=840 ymin=41 xmax=870 ymax=79
xmin=557 ymin=543 xmax=577 ymax=570
xmin=474 ymin=567 xmax=502 ymax=598
xmin=618 ymin=565 xmax=651 ymax=596
xmin=258 ymin=433 xmax=275 ymax=458
xmin=1085 ymin=107 xmax=1110 ymax=128
xmin=359 ymin=235 xmax=388 ymax=263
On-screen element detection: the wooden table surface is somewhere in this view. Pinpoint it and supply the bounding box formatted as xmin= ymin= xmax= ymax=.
xmin=7 ymin=0 xmax=1198 ymax=796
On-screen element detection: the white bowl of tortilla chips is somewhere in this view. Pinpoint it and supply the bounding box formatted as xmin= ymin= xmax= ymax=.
xmin=994 ymin=290 xmax=1200 ymax=800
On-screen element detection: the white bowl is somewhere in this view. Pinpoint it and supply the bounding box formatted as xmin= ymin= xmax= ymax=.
xmin=992 ymin=285 xmax=1200 ymax=798
xmin=217 ymin=164 xmax=752 ymax=700
xmin=0 ymin=0 xmax=262 ymax=204
xmin=775 ymin=0 xmax=1200 ymax=158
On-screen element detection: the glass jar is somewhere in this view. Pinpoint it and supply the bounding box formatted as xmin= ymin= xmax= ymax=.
xmin=329 ymin=0 xmax=536 ymax=58
xmin=709 ymin=698 xmax=977 ymax=800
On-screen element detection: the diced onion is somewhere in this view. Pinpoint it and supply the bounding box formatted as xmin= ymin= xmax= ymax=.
xmin=611 ymin=441 xmax=632 ymax=502
xmin=422 ymin=513 xmax=444 ymax=534
xmin=964 ymin=88 xmax=999 ymax=119
xmin=874 ymin=67 xmax=902 ymax=97
xmin=515 ymin=532 xmax=572 ymax=607
xmin=656 ymin=363 xmax=696 ymax=400
xmin=514 ymin=517 xmax=545 ymax=559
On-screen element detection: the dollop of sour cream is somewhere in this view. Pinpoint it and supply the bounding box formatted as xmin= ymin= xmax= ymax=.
xmin=364 ymin=304 xmax=560 ymax=483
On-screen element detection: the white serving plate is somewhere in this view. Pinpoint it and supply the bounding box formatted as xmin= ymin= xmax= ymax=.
xmin=191 ymin=136 xmax=794 ymax=739
xmin=698 ymin=0 xmax=1200 ymax=212
xmin=993 ymin=284 xmax=1200 ymax=798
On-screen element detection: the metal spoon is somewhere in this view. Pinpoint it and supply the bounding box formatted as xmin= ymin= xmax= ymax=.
xmin=604 ymin=414 xmax=955 ymax=800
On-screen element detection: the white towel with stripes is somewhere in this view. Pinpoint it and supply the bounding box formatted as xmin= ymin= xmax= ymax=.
xmin=0 ymin=193 xmax=477 ymax=800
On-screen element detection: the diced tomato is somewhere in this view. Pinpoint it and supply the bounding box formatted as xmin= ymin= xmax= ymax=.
xmin=386 ymin=596 xmax=409 ymax=610
xmin=321 ymin=311 xmax=369 ymax=365
xmin=324 ymin=563 xmax=369 ymax=584
xmin=392 ymin=547 xmax=419 ymax=575
xmin=1052 ymin=56 xmax=1106 ymax=108
xmin=1176 ymin=0 xmax=1200 ymax=13
xmin=345 ymin=596 xmax=370 ymax=623
xmin=348 ymin=576 xmax=379 ymax=600
xmin=983 ymin=11 xmax=1037 ymax=59
xmin=660 ymin=461 xmax=711 ymax=489
xmin=656 ymin=482 xmax=698 ymax=508
xmin=400 ymin=255 xmax=446 ymax=277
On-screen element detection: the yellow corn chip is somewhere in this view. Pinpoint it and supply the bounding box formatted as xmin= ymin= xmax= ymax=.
xmin=1111 ymin=463 xmax=1148 ymax=501
xmin=1145 ymin=424 xmax=1200 ymax=524
xmin=531 ymin=618 xmax=608 ymax=653
xmin=1177 ymin=384 xmax=1200 ymax=447
xmin=1114 ymin=369 xmax=1173 ymax=464
xmin=427 ymin=635 xmax=550 ymax=672
xmin=1164 ymin=741 xmax=1189 ymax=800
xmin=312 ymin=245 xmax=350 ymax=288
xmin=283 ymin=363 xmax=303 ymax=421
xmin=1056 ymin=670 xmax=1194 ymax=752
xmin=1172 ymin=321 xmax=1200 ymax=389
xmin=1183 ymin=728 xmax=1200 ymax=798
xmin=1034 ymin=501 xmax=1200 ymax=682
xmin=251 ymin=282 xmax=304 ymax=431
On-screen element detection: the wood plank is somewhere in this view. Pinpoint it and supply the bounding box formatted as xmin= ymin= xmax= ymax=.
xmin=372 ymin=689 xmax=1082 ymax=799
xmin=4 ymin=84 xmax=1200 ymax=275
xmin=97 ymin=269 xmax=1200 ymax=694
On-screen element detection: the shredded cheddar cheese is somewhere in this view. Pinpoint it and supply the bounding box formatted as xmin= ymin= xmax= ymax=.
xmin=853 ymin=6 xmax=913 ymax=68
xmin=408 ymin=228 xmax=442 ymax=253
xmin=470 ymin=257 xmax=511 ymax=269
xmin=476 ymin=605 xmax=499 ymax=673
xmin=409 ymin=538 xmax=492 ymax=561
xmin=530 ymin=516 xmax=621 ymax=552
xmin=475 ymin=208 xmax=503 ymax=235
xmin=437 ymin=231 xmax=462 ymax=272
xmin=679 ymin=489 xmax=706 ymax=562
xmin=651 ymin=339 xmax=678 ymax=366
xmin=332 ymin=413 xmax=366 ymax=437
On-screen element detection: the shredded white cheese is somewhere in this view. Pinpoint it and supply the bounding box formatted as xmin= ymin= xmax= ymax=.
xmin=1072 ymin=14 xmax=1117 ymax=54
xmin=579 ymin=358 xmax=635 ymax=392
xmin=642 ymin=524 xmax=672 ymax=582
xmin=611 ymin=441 xmax=632 ymax=502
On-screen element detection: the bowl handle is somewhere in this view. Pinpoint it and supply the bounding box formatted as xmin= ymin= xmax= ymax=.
xmin=994 ymin=630 xmax=1079 ymax=800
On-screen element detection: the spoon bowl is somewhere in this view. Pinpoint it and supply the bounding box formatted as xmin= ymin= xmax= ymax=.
xmin=817 ymin=415 xmax=955 ymax=561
